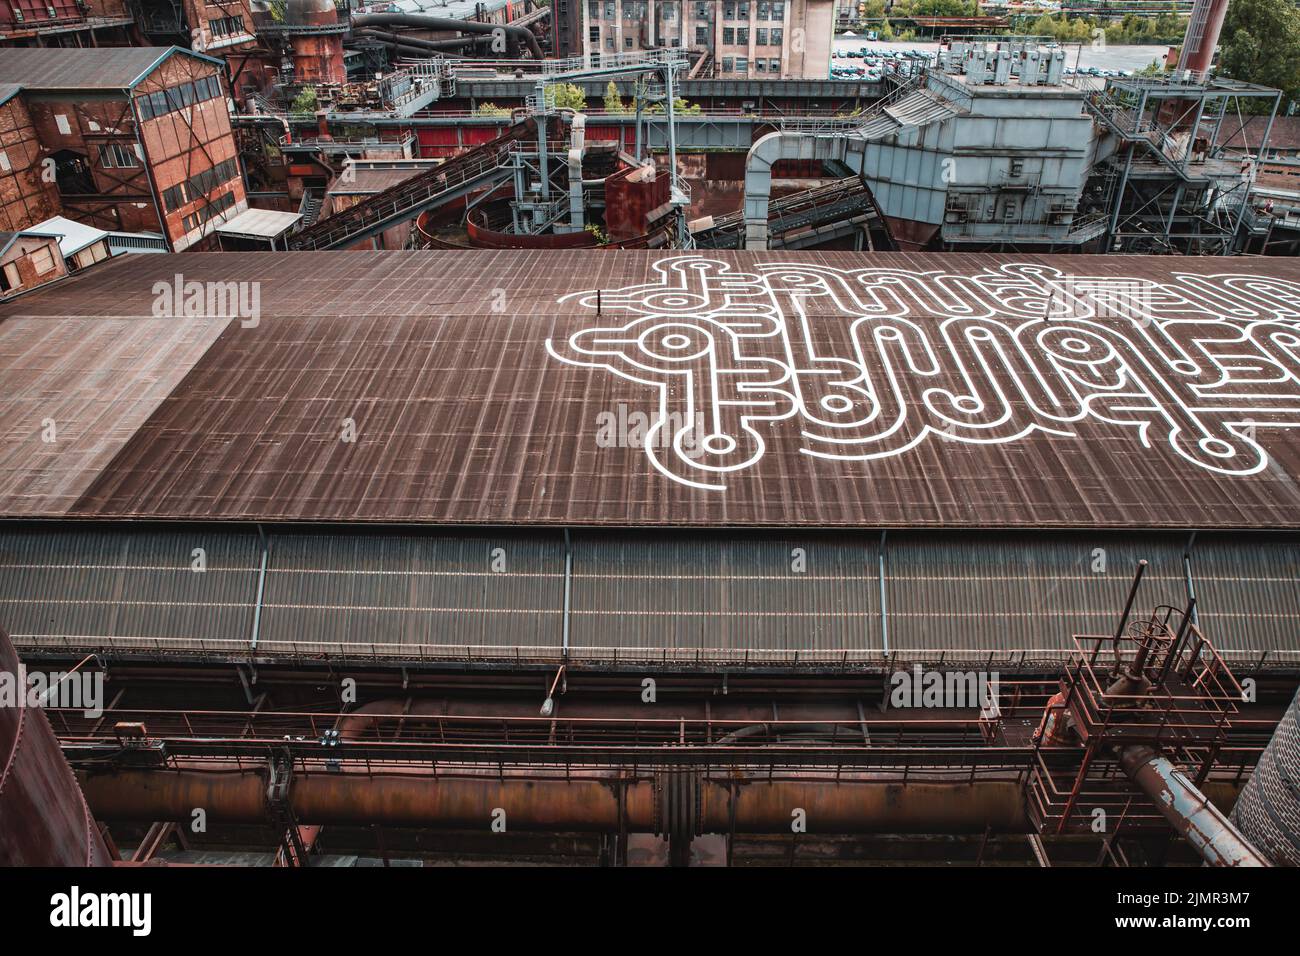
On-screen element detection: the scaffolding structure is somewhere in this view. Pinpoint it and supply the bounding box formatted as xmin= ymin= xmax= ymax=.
xmin=1084 ymin=74 xmax=1282 ymax=254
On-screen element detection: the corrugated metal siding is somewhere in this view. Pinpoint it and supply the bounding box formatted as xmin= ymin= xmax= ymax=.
xmin=1190 ymin=535 xmax=1300 ymax=655
xmin=885 ymin=533 xmax=1189 ymax=651
xmin=0 ymin=528 xmax=259 ymax=647
xmin=569 ymin=534 xmax=880 ymax=652
xmin=257 ymin=532 xmax=564 ymax=651
xmin=0 ymin=526 xmax=1295 ymax=659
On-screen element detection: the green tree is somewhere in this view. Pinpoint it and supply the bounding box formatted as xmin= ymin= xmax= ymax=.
xmin=546 ymin=82 xmax=588 ymax=111
xmin=474 ymin=102 xmax=512 ymax=117
xmin=290 ymin=86 xmax=317 ymax=114
xmin=603 ymin=80 xmax=626 ymax=114
xmin=646 ymin=96 xmax=702 ymax=115
xmin=1219 ymin=0 xmax=1300 ymax=110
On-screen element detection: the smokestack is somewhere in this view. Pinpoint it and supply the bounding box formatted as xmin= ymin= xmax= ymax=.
xmin=1178 ymin=0 xmax=1232 ymax=78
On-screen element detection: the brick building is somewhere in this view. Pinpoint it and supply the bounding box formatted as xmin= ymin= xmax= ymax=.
xmin=582 ymin=0 xmax=835 ymax=79
xmin=0 ymin=46 xmax=247 ymax=251
xmin=0 ymin=228 xmax=66 ymax=297
xmin=0 ymin=0 xmax=135 ymax=48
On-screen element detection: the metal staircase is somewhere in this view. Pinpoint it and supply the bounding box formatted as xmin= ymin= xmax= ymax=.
xmin=297 ymin=188 xmax=323 ymax=227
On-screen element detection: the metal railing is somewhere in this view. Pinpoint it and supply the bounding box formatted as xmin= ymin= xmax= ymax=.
xmin=286 ymin=120 xmax=533 ymax=250
xmin=15 ymin=631 xmax=1300 ymax=671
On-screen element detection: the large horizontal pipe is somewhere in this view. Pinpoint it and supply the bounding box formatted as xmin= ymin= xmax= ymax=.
xmin=1120 ymin=746 xmax=1269 ymax=867
xmin=354 ymin=34 xmax=478 ymax=59
xmin=82 ymin=769 xmax=1036 ymax=834
xmin=350 ymin=13 xmax=543 ymax=59
xmin=352 ymin=28 xmax=487 ymax=51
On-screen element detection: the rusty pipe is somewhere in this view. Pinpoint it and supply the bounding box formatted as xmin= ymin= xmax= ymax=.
xmin=1120 ymin=746 xmax=1268 ymax=867
xmin=79 ymin=768 xmax=1039 ymax=833
xmin=350 ymin=14 xmax=543 ymax=59
xmin=82 ymin=764 xmax=1247 ymax=837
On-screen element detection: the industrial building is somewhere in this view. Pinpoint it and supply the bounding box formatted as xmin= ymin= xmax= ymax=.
xmin=0 ymin=46 xmax=247 ymax=250
xmin=581 ymin=0 xmax=836 ymax=80
xmin=1 ymin=248 xmax=1299 ymax=868
xmin=0 ymin=0 xmax=1296 ymax=882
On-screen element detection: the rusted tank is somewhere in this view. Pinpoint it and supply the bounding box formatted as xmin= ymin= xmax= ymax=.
xmin=0 ymin=627 xmax=110 ymax=866
xmin=1231 ymin=685 xmax=1300 ymax=866
xmin=287 ymin=0 xmax=346 ymax=86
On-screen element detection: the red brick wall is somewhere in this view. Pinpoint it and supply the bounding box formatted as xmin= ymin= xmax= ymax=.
xmin=133 ymin=55 xmax=246 ymax=251
xmin=0 ymin=96 xmax=60 ymax=232
xmin=0 ymin=234 xmax=66 ymax=296
xmin=22 ymin=95 xmax=157 ymax=234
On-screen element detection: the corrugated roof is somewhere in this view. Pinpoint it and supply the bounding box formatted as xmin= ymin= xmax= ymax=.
xmin=2 ymin=249 xmax=1300 ymax=530
xmin=1223 ymin=116 xmax=1300 ymax=152
xmin=25 ymin=216 xmax=107 ymax=257
xmin=0 ymin=47 xmax=218 ymax=92
xmin=0 ymin=83 xmax=22 ymax=108
xmin=215 ymin=207 xmax=302 ymax=239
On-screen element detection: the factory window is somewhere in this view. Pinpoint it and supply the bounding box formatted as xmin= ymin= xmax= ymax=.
xmin=606 ymin=36 xmax=615 ymax=48
xmin=723 ymin=1 xmax=735 ymax=18
xmin=721 ymin=57 xmax=733 ymax=71
xmin=662 ymin=3 xmax=674 ymax=17
xmin=162 ymin=157 xmax=240 ymax=212
xmin=757 ymin=0 xmax=768 ymax=17
xmin=723 ymin=26 xmax=733 ymax=43
xmin=735 ymin=56 xmax=748 ymax=74
xmin=695 ymin=25 xmax=708 ymax=43
xmin=737 ymin=27 xmax=748 ymax=43
xmin=588 ymin=0 xmax=599 ymax=15
xmin=181 ymin=189 xmax=237 ymax=234
xmin=756 ymin=58 xmax=766 ymax=72
xmin=135 ymin=76 xmax=222 ymax=121
xmin=772 ymin=0 xmax=784 ymax=16
xmin=209 ymin=15 xmax=245 ymax=38
xmin=604 ymin=1 xmax=614 ymax=17
xmin=771 ymin=26 xmax=782 ymax=43
xmin=756 ymin=28 xmax=766 ymax=44
xmin=590 ymin=25 xmax=600 ymax=41
xmin=29 ymin=245 xmax=55 ymax=276
xmin=624 ymin=36 xmax=633 ymax=47
xmin=769 ymin=57 xmax=780 ymax=72
xmin=738 ymin=2 xmax=749 ymax=18
xmin=98 ymin=142 xmax=139 ymax=169
xmin=695 ymin=1 xmax=709 ymax=17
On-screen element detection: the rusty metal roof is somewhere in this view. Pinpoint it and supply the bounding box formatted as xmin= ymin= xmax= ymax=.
xmin=3 ymin=249 xmax=1300 ymax=530
xmin=0 ymin=46 xmax=220 ymax=92
xmin=1222 ymin=116 xmax=1300 ymax=152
